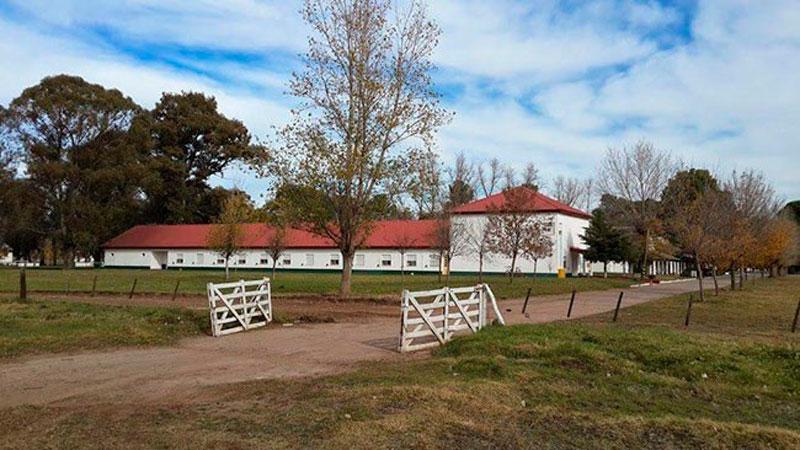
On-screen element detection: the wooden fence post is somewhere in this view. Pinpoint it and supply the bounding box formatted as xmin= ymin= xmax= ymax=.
xmin=19 ymin=267 xmax=27 ymax=300
xmin=172 ymin=279 xmax=181 ymax=301
xmin=128 ymin=278 xmax=138 ymax=299
xmin=522 ymin=287 xmax=532 ymax=314
xmin=91 ymin=275 xmax=98 ymax=297
xmin=567 ymin=289 xmax=577 ymax=318
xmin=791 ymin=299 xmax=800 ymax=333
xmin=612 ymin=291 xmax=624 ymax=322
xmin=684 ymin=294 xmax=693 ymax=327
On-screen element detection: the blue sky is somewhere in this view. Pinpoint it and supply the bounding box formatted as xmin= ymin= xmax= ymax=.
xmin=1 ymin=0 xmax=798 ymax=203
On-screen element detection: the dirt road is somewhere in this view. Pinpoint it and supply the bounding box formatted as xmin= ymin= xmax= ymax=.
xmin=0 ymin=278 xmax=718 ymax=407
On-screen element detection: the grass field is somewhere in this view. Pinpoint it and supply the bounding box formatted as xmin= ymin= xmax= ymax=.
xmin=0 ymin=267 xmax=633 ymax=299
xmin=0 ymin=298 xmax=208 ymax=359
xmin=2 ymin=276 xmax=798 ymax=448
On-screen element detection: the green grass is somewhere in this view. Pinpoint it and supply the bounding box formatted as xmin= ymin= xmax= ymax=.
xmin=0 ymin=267 xmax=633 ymax=299
xmin=0 ymin=298 xmax=209 ymax=359
xmin=2 ymin=277 xmax=798 ymax=448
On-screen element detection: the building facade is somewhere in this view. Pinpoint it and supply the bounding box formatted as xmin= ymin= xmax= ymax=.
xmin=103 ymin=188 xmax=685 ymax=276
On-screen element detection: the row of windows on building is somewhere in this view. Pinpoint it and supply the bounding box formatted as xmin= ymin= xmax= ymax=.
xmin=171 ymin=252 xmax=440 ymax=269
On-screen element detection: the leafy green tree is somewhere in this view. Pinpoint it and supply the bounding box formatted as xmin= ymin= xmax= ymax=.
xmin=0 ymin=179 xmax=46 ymax=261
xmin=581 ymin=209 xmax=630 ymax=278
xmin=143 ymin=92 xmax=253 ymax=224
xmin=447 ymin=179 xmax=474 ymax=208
xmin=5 ymin=75 xmax=145 ymax=266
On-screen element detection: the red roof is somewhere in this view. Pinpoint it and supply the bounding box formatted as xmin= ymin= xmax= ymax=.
xmin=103 ymin=220 xmax=439 ymax=250
xmin=451 ymin=187 xmax=591 ymax=219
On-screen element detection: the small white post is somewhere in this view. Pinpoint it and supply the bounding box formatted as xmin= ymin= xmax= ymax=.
xmin=399 ymin=289 xmax=409 ymax=352
xmin=443 ymin=287 xmax=450 ymax=342
xmin=207 ymin=282 xmax=218 ymax=337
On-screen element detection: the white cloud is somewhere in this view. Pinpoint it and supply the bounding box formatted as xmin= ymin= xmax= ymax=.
xmin=1 ymin=0 xmax=798 ymax=201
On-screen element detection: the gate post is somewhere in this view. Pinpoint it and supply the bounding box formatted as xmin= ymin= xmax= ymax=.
xmin=443 ymin=287 xmax=450 ymax=341
xmin=399 ymin=289 xmax=409 ymax=352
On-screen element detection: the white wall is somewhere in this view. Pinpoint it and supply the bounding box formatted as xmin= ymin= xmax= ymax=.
xmin=104 ymin=248 xmax=442 ymax=273
xmin=104 ymin=249 xmax=165 ymax=270
xmin=449 ymin=212 xmax=587 ymax=275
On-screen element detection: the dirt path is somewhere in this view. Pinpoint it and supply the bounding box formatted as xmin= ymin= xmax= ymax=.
xmin=0 ymin=278 xmax=720 ymax=408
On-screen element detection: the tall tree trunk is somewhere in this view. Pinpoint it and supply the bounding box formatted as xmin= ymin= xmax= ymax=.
xmin=695 ymin=254 xmax=705 ymax=302
xmin=340 ymin=251 xmax=354 ymax=298
xmin=509 ymin=253 xmax=517 ymax=284
xmin=437 ymin=251 xmax=443 ymax=283
xmin=641 ymin=228 xmax=651 ymax=280
xmin=603 ymin=261 xmax=608 ymax=279
xmin=739 ymin=268 xmax=744 ymax=289
xmin=711 ymin=266 xmax=719 ymax=296
xmin=533 ymin=260 xmax=538 ymax=282
xmin=225 ymin=258 xmax=230 ymax=280
xmin=729 ymin=264 xmax=736 ymax=291
xmin=478 ymin=254 xmax=484 ymax=283
xmin=271 ymin=261 xmax=277 ymax=281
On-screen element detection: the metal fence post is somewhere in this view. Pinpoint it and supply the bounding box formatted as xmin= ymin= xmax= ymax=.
xmin=684 ymin=294 xmax=694 ymax=327
xmin=567 ymin=289 xmax=577 ymax=318
xmin=128 ymin=278 xmax=138 ymax=299
xmin=522 ymin=287 xmax=532 ymax=314
xmin=612 ymin=291 xmax=624 ymax=322
xmin=19 ymin=267 xmax=27 ymax=301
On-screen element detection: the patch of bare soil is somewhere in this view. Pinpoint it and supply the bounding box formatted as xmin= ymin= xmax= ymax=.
xmin=1 ymin=291 xmax=401 ymax=323
xmin=0 ymin=279 xmax=718 ymax=409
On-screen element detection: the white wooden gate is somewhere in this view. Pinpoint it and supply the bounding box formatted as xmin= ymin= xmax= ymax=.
xmin=399 ymin=284 xmax=505 ymax=352
xmin=207 ymin=278 xmax=272 ymax=337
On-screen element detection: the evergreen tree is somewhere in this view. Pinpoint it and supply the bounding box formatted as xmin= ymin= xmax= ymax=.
xmin=581 ymin=209 xmax=630 ymax=278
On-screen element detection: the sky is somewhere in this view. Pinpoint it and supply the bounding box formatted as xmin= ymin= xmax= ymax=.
xmin=1 ymin=0 xmax=798 ymax=204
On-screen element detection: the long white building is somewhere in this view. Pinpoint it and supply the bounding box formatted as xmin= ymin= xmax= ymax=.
xmin=102 ymin=187 xmax=684 ymax=276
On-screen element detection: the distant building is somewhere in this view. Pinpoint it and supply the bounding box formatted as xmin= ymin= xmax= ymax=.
xmin=102 ymin=188 xmax=683 ymax=276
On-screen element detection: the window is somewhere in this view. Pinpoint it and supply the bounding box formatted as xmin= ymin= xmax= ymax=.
xmin=305 ymin=254 xmax=315 ymax=266
xmin=282 ymin=255 xmax=292 ymax=266
xmin=428 ymin=254 xmax=440 ymax=268
xmin=260 ymin=256 xmax=269 ymax=265
xmin=355 ymin=254 xmax=365 ymax=267
xmin=217 ymin=258 xmax=225 ymax=265
xmin=381 ymin=254 xmax=392 ymax=267
xmin=329 ymin=254 xmax=340 ymax=266
xmin=175 ymin=253 xmax=184 ymax=264
xmin=197 ymin=253 xmax=204 ymax=265
xmin=406 ymin=254 xmax=417 ymax=268
xmin=238 ymin=257 xmax=247 ymax=265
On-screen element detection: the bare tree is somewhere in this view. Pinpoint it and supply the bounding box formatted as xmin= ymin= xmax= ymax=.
xmin=466 ymin=220 xmax=493 ymax=282
xmin=521 ymin=162 xmax=540 ymax=188
xmin=409 ymin=149 xmax=445 ymax=218
xmin=597 ymin=141 xmax=675 ymax=279
xmin=446 ymin=151 xmax=475 ymax=208
xmin=552 ymin=175 xmax=584 ymax=207
xmin=723 ymin=170 xmax=782 ymax=285
xmin=486 ymin=187 xmax=553 ymax=282
xmin=207 ymin=194 xmax=253 ymax=280
xmin=265 ymin=224 xmax=287 ymax=281
xmin=429 ymin=214 xmax=468 ymax=285
xmin=503 ymin=164 xmax=517 ymax=189
xmin=667 ymin=189 xmax=729 ymax=301
xmin=582 ymin=178 xmax=594 ymax=212
xmin=476 ymin=158 xmax=501 ymax=197
xmin=266 ymin=0 xmax=450 ymax=296
xmin=391 ymin=232 xmax=419 ymax=287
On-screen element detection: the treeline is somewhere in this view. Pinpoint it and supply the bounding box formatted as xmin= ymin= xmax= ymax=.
xmin=0 ymin=75 xmax=257 ymax=265
xmin=582 ymin=141 xmax=799 ymax=300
